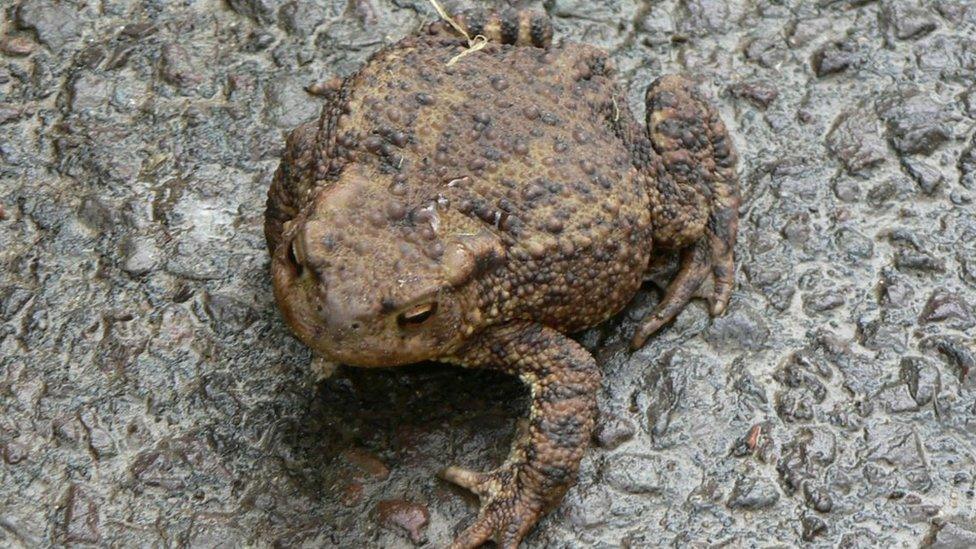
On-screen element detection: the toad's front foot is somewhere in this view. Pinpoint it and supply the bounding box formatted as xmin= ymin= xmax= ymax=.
xmin=441 ymin=464 xmax=546 ymax=549
xmin=445 ymin=322 xmax=601 ymax=548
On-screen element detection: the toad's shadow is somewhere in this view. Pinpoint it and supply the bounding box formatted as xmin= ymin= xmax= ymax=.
xmin=276 ymin=362 xmax=527 ymax=503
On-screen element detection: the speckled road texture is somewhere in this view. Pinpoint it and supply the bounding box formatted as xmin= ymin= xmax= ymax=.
xmin=1 ymin=0 xmax=975 ymax=547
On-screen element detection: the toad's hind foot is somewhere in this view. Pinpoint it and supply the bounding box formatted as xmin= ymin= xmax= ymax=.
xmin=631 ymin=227 xmax=735 ymax=349
xmin=441 ymin=465 xmax=544 ymax=549
xmin=428 ymin=8 xmax=553 ymax=48
xmin=632 ymin=74 xmax=739 ymax=349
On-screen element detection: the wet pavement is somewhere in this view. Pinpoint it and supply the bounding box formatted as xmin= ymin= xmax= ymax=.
xmin=1 ymin=0 xmax=975 ymax=546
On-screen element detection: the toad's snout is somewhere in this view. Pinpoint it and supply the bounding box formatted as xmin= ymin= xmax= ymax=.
xmin=273 ymin=238 xmax=376 ymax=337
xmin=320 ymin=292 xmax=379 ymax=339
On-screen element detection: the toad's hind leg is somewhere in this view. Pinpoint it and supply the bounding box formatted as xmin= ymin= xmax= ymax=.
xmin=442 ymin=323 xmax=600 ymax=549
xmin=428 ymin=9 xmax=553 ymax=48
xmin=632 ymin=76 xmax=740 ymax=349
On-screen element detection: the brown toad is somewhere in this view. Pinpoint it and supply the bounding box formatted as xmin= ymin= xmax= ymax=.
xmin=265 ymin=9 xmax=739 ymax=548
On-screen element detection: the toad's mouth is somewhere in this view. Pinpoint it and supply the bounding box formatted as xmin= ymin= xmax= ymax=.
xmin=271 ymin=234 xmax=322 ymax=342
xmin=273 ymin=245 xmax=299 ymax=282
xmin=274 ymin=220 xmax=321 ymax=290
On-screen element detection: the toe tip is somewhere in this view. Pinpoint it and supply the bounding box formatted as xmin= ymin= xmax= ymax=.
xmin=630 ymin=336 xmax=646 ymax=350
xmin=709 ymin=295 xmax=731 ymax=316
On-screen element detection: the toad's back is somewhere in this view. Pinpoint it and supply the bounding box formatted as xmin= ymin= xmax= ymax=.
xmin=318 ymin=34 xmax=653 ymax=332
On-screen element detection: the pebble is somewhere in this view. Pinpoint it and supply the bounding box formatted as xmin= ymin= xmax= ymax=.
xmin=16 ymin=0 xmax=80 ymax=49
xmin=895 ymin=249 xmax=945 ymax=273
xmin=2 ymin=441 xmax=28 ymax=464
xmin=728 ymin=80 xmax=779 ymax=109
xmin=919 ymin=291 xmax=975 ymax=327
xmin=225 ymin=0 xmax=279 ymax=24
xmin=925 ymin=518 xmax=976 ymax=548
xmin=0 ymin=35 xmax=35 ymax=56
xmin=727 ymin=476 xmax=780 ymax=510
xmin=678 ymin=0 xmax=732 ymax=35
xmin=812 ymin=41 xmax=858 ymax=77
xmin=804 ymin=291 xmax=846 ymax=313
xmin=69 ymin=74 xmax=111 ymax=113
xmin=801 ymin=515 xmax=827 ymax=541
xmin=120 ymin=236 xmax=159 ymax=276
xmin=341 ymin=448 xmax=390 ymax=481
xmin=826 ymin=106 xmax=887 ymax=174
xmin=902 ymin=158 xmax=943 ymax=194
xmin=265 ymin=77 xmax=320 ymax=128
xmin=592 ymin=414 xmax=636 ymax=450
xmin=960 ymin=137 xmax=976 ymax=188
xmin=602 ymin=454 xmax=665 ymax=494
xmin=62 ymin=485 xmax=100 ymax=543
xmin=564 ymin=484 xmax=613 ymax=528
xmin=876 ymin=88 xmax=955 ymax=156
xmin=160 ymin=43 xmax=202 ymax=89
xmin=705 ymin=307 xmax=770 ymax=351
xmin=803 ymin=483 xmax=833 ymax=513
xmin=279 ymin=1 xmax=326 ymax=35
xmin=376 ymin=500 xmax=429 ymax=544
xmin=880 ymin=3 xmax=938 ymax=41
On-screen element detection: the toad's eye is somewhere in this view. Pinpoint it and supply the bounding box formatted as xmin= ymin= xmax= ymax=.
xmin=397 ymin=302 xmax=438 ymax=327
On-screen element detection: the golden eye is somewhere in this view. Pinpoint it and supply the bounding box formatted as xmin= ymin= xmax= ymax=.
xmin=397 ymin=302 xmax=438 ymax=327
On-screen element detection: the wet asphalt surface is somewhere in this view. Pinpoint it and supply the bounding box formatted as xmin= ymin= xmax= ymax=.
xmin=2 ymin=0 xmax=976 ymax=547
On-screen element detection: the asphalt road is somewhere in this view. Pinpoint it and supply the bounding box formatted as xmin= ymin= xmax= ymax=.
xmin=1 ymin=0 xmax=975 ymax=546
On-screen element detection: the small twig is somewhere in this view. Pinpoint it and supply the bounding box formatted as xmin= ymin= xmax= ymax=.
xmin=427 ymin=0 xmax=468 ymax=41
xmin=447 ymin=35 xmax=487 ymax=66
xmin=426 ymin=0 xmax=488 ymax=66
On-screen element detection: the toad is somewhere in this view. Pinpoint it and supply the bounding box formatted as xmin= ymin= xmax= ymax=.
xmin=265 ymin=9 xmax=739 ymax=548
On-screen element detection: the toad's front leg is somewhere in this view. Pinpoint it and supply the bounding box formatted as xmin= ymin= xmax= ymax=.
xmin=442 ymin=323 xmax=601 ymax=549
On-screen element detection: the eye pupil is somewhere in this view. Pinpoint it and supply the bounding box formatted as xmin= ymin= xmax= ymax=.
xmin=397 ymin=302 xmax=438 ymax=326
